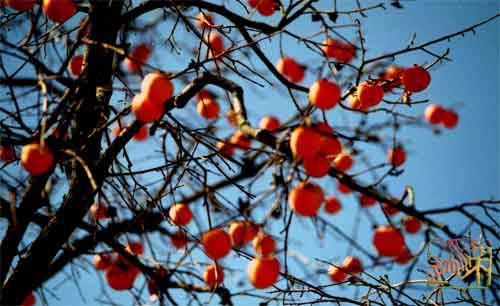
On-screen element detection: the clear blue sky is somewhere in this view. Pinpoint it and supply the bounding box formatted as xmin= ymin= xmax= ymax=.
xmin=1 ymin=1 xmax=498 ymax=305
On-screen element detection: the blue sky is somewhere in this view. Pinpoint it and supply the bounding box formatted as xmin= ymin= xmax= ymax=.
xmin=1 ymin=0 xmax=498 ymax=305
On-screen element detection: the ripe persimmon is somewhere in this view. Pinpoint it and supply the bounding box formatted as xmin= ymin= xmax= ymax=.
xmin=259 ymin=116 xmax=281 ymax=133
xmin=21 ymin=292 xmax=36 ymax=306
xmin=42 ymin=0 xmax=76 ymax=23
xmin=230 ymin=130 xmax=252 ymax=150
xmin=216 ymin=140 xmax=236 ymax=158
xmin=382 ymin=65 xmax=404 ymax=90
xmin=229 ymin=221 xmax=258 ymax=247
xmin=197 ymin=98 xmax=220 ymax=120
xmin=171 ymin=230 xmax=188 ymax=249
xmin=309 ymin=79 xmax=341 ymax=110
xmin=276 ymin=57 xmax=305 ymax=83
xmin=196 ymin=12 xmax=214 ymax=29
xmin=316 ymin=122 xmax=342 ymax=159
xmin=387 ymin=147 xmax=406 ymax=167
xmin=69 ymin=55 xmax=84 ymax=77
xmin=442 ymin=109 xmax=458 ymax=129
xmin=328 ymin=266 xmax=346 ymax=283
xmin=208 ymin=32 xmax=224 ymax=58
xmin=94 ymin=253 xmax=113 ymax=270
xmin=288 ymin=181 xmax=324 ymax=217
xmin=257 ymin=0 xmax=277 ymax=16
xmin=90 ymin=202 xmax=109 ymax=220
xmin=342 ymin=256 xmax=362 ymax=275
xmin=125 ymin=43 xmax=151 ymax=73
xmin=169 ymin=203 xmax=193 ymax=226
xmin=202 ymin=228 xmax=232 ymax=260
xmin=359 ymin=194 xmax=376 ymax=208
xmin=357 ymin=82 xmax=384 ymax=108
xmin=337 ymin=182 xmax=352 ymax=194
xmin=402 ymin=216 xmax=421 ymax=234
xmin=132 ymin=94 xmax=164 ymax=123
xmin=324 ymin=196 xmax=341 ymax=215
xmin=141 ymin=72 xmax=174 ymax=105
xmin=247 ymin=256 xmax=280 ymax=289
xmin=203 ymin=264 xmax=224 ymax=288
xmin=402 ymin=65 xmax=431 ymax=93
xmin=133 ymin=125 xmax=148 ymax=141
xmin=290 ymin=126 xmax=322 ymax=160
xmin=382 ymin=203 xmax=399 ymax=216
xmin=105 ymin=262 xmax=138 ymax=291
xmin=394 ymin=248 xmax=412 ymax=265
xmin=349 ymin=95 xmax=368 ymax=112
xmin=373 ymin=226 xmax=405 ymax=257
xmin=225 ymin=110 xmax=239 ymax=127
xmin=21 ymin=143 xmax=54 ymax=176
xmin=424 ymin=104 xmax=444 ymax=124
xmin=303 ymin=154 xmax=330 ymax=178
xmin=322 ymin=39 xmax=355 ymax=63
xmin=126 ymin=241 xmax=144 ymax=256
xmin=334 ymin=152 xmax=353 ymax=172
xmin=0 ymin=145 xmax=15 ymax=162
xmin=253 ymin=233 xmax=275 ymax=256
xmin=6 ymin=0 xmax=36 ymax=11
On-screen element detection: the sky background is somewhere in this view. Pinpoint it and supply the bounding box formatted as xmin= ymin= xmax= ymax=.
xmin=1 ymin=0 xmax=499 ymax=305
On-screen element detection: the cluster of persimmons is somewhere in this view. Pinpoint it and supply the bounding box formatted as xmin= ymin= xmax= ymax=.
xmin=0 ymin=0 xmax=462 ymax=302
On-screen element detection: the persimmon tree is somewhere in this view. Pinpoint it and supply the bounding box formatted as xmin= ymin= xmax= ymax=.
xmin=0 ymin=1 xmax=499 ymax=305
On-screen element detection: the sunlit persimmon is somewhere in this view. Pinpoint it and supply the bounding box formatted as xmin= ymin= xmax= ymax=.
xmin=248 ymin=0 xmax=259 ymax=8
xmin=204 ymin=264 xmax=224 ymax=288
xmin=387 ymin=147 xmax=406 ymax=167
xmin=359 ymin=194 xmax=376 ymax=208
xmin=373 ymin=226 xmax=405 ymax=257
xmin=328 ymin=266 xmax=346 ymax=283
xmin=309 ymin=79 xmax=341 ymax=110
xmin=216 ymin=140 xmax=236 ymax=158
xmin=169 ymin=203 xmax=193 ymax=226
xmin=303 ymin=154 xmax=330 ymax=178
xmin=442 ymin=109 xmax=458 ymax=129
xmin=288 ymin=181 xmax=324 ymax=217
xmin=42 ymin=0 xmax=76 ymax=23
xmin=125 ymin=43 xmax=151 ymax=73
xmin=133 ymin=125 xmax=148 ymax=141
xmin=196 ymin=12 xmax=214 ymax=29
xmin=253 ymin=233 xmax=275 ymax=256
xmin=402 ymin=216 xmax=421 ymax=234
xmin=316 ymin=122 xmax=342 ymax=159
xmin=402 ymin=65 xmax=431 ymax=93
xmin=94 ymin=253 xmax=113 ymax=270
xmin=342 ymin=256 xmax=362 ymax=275
xmin=337 ymin=182 xmax=352 ymax=194
xmin=247 ymin=256 xmax=280 ymax=289
xmin=69 ymin=55 xmax=84 ymax=77
xmin=202 ymin=228 xmax=232 ymax=260
xmin=6 ymin=0 xmax=36 ymax=11
xmin=230 ymin=130 xmax=252 ymax=150
xmin=21 ymin=292 xmax=35 ymax=306
xmin=208 ymin=32 xmax=224 ymax=58
xmin=259 ymin=116 xmax=281 ymax=133
xmin=334 ymin=152 xmax=353 ymax=172
xmin=229 ymin=221 xmax=258 ymax=247
xmin=394 ymin=248 xmax=412 ymax=265
xmin=141 ymin=72 xmax=174 ymax=105
xmin=382 ymin=203 xmax=399 ymax=216
xmin=197 ymin=98 xmax=220 ymax=120
xmin=126 ymin=241 xmax=144 ymax=256
xmin=0 ymin=145 xmax=15 ymax=162
xmin=21 ymin=143 xmax=54 ymax=176
xmin=382 ymin=65 xmax=404 ymax=90
xmin=171 ymin=230 xmax=188 ymax=249
xmin=349 ymin=95 xmax=368 ymax=112
xmin=90 ymin=202 xmax=109 ymax=220
xmin=424 ymin=104 xmax=444 ymax=124
xmin=132 ymin=93 xmax=164 ymax=123
xmin=357 ymin=82 xmax=384 ymax=108
xmin=290 ymin=126 xmax=322 ymax=160
xmin=105 ymin=262 xmax=138 ymax=291
xmin=324 ymin=196 xmax=341 ymax=215
xmin=196 ymin=89 xmax=214 ymax=102
xmin=322 ymin=39 xmax=355 ymax=63
xmin=257 ymin=0 xmax=277 ymax=16
xmin=276 ymin=57 xmax=305 ymax=83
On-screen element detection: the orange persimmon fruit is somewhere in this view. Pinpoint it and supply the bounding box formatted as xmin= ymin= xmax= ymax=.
xmin=202 ymin=228 xmax=232 ymax=260
xmin=309 ymin=79 xmax=341 ymax=110
xmin=21 ymin=143 xmax=54 ymax=176
xmin=401 ymin=65 xmax=431 ymax=93
xmin=204 ymin=264 xmax=224 ymax=288
xmin=228 ymin=221 xmax=258 ymax=247
xmin=373 ymin=226 xmax=405 ymax=257
xmin=169 ymin=203 xmax=193 ymax=226
xmin=247 ymin=256 xmax=280 ymax=289
xmin=288 ymin=181 xmax=324 ymax=217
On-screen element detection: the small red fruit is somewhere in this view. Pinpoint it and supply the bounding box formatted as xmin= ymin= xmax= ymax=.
xmin=169 ymin=203 xmax=193 ymax=226
xmin=342 ymin=256 xmax=363 ymax=275
xmin=334 ymin=152 xmax=353 ymax=172
xmin=402 ymin=65 xmax=431 ymax=93
xmin=402 ymin=216 xmax=421 ymax=234
xmin=424 ymin=104 xmax=444 ymax=124
xmin=387 ymin=147 xmax=406 ymax=167
xmin=6 ymin=0 xmax=37 ymax=11
xmin=196 ymin=12 xmax=215 ymax=29
xmin=337 ymin=183 xmax=352 ymax=194
xmin=382 ymin=203 xmax=399 ymax=216
xmin=131 ymin=93 xmax=164 ymax=123
xmin=197 ymin=98 xmax=220 ymax=120
xmin=441 ymin=110 xmax=458 ymax=129
xmin=69 ymin=55 xmax=84 ymax=77
xmin=394 ymin=248 xmax=413 ymax=265
xmin=328 ymin=266 xmax=346 ymax=283
xmin=202 ymin=228 xmax=232 ymax=260
xmin=208 ymin=33 xmax=224 ymax=58
xmin=357 ymin=82 xmax=384 ymax=108
xmin=373 ymin=226 xmax=405 ymax=257
xmin=259 ymin=116 xmax=281 ymax=133
xmin=204 ymin=264 xmax=224 ymax=288
xmin=359 ymin=194 xmax=376 ymax=208
xmin=141 ymin=72 xmax=174 ymax=105
xmin=228 ymin=221 xmax=258 ymax=247
xmin=247 ymin=256 xmax=280 ymax=289
xmin=253 ymin=233 xmax=276 ymax=256
xmin=0 ymin=146 xmax=15 ymax=162
xmin=21 ymin=143 xmax=54 ymax=176
xmin=303 ymin=154 xmax=330 ymax=178
xmin=42 ymin=0 xmax=76 ymax=23
xmin=94 ymin=253 xmax=113 ymax=270
xmin=171 ymin=230 xmax=188 ymax=249
xmin=90 ymin=202 xmax=109 ymax=220
xmin=290 ymin=126 xmax=322 ymax=160
xmin=230 ymin=130 xmax=252 ymax=150
xmin=276 ymin=57 xmax=305 ymax=83
xmin=309 ymin=80 xmax=341 ymax=110
xmin=324 ymin=196 xmax=341 ymax=215
xmin=288 ymin=181 xmax=324 ymax=217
